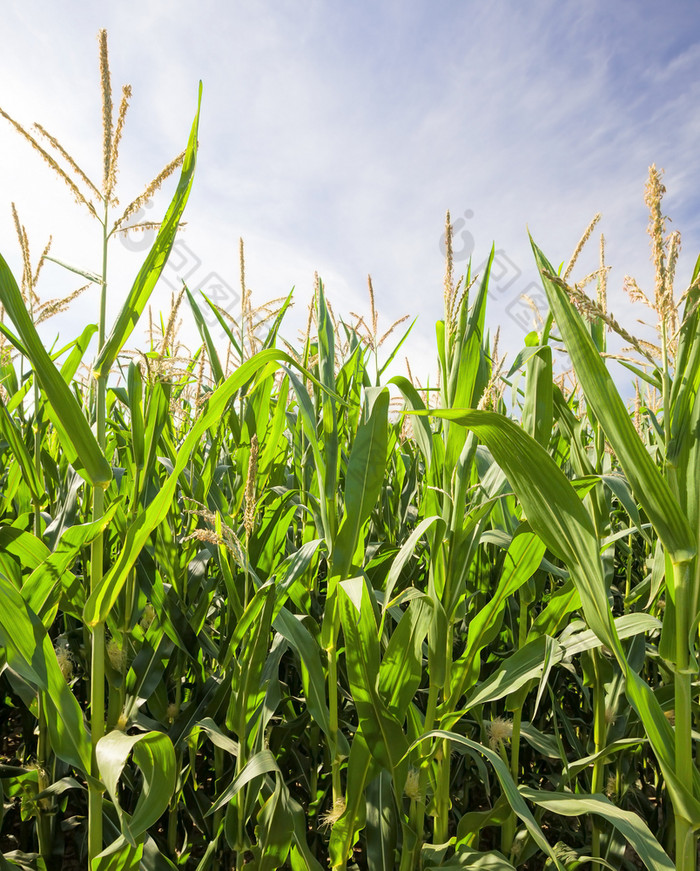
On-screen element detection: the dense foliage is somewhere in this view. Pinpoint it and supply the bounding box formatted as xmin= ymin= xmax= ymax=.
xmin=1 ymin=31 xmax=700 ymax=871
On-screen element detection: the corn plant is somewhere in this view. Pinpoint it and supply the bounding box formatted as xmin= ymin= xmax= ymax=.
xmin=1 ymin=30 xmax=698 ymax=871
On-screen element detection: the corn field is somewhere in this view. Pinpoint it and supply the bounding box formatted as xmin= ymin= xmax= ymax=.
xmin=1 ymin=32 xmax=700 ymax=871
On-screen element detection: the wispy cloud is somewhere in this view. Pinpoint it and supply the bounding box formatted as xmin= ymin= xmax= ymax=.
xmin=0 ymin=0 xmax=698 ymax=382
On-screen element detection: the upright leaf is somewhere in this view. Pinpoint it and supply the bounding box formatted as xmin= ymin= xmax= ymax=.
xmin=94 ymin=83 xmax=203 ymax=378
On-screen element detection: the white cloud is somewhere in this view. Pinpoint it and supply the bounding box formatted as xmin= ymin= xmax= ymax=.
xmin=0 ymin=0 xmax=698 ymax=388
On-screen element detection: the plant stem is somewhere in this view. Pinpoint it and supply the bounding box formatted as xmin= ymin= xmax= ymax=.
xmin=35 ymin=694 xmax=53 ymax=861
xmin=88 ymin=205 xmax=110 ymax=869
xmin=32 ymin=368 xmax=53 ymax=861
xmin=212 ymin=745 xmax=224 ymax=839
xmin=408 ymin=682 xmax=438 ymax=870
xmin=434 ymin=739 xmax=451 ymax=844
xmin=433 ymin=628 xmax=452 ymax=845
xmin=502 ymin=595 xmax=528 ymax=858
xmin=590 ymin=648 xmax=607 ymax=870
xmin=88 ymin=618 xmax=105 ymax=865
xmin=327 ymin=640 xmax=342 ymax=802
xmin=673 ymin=561 xmax=695 ymax=871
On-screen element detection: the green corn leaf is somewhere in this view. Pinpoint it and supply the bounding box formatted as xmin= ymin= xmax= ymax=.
xmin=531 ymin=239 xmax=696 ymax=565
xmin=227 ymin=584 xmax=275 ymax=745
xmin=378 ymin=597 xmax=432 ymax=718
xmin=617 ymin=357 xmax=663 ymax=391
xmin=189 ymin=718 xmax=240 ymax=759
xmin=380 ymin=515 xmax=443 ymax=614
xmin=94 ymin=83 xmax=202 ymax=378
xmin=528 ymin=580 xmax=580 ymax=640
xmin=564 ymin=738 xmax=648 ymax=784
xmin=253 ymin=775 xmax=299 ymax=871
xmin=447 ymin=529 xmax=546 ymax=709
xmin=560 ymin=613 xmax=661 ymax=659
xmin=339 ymin=577 xmax=409 ymax=786
xmin=140 ymin=834 xmax=178 ymax=871
xmin=454 ymin=796 xmax=512 ymax=852
xmin=186 ymin=286 xmax=225 ymax=384
xmin=425 ymin=407 xmax=700 ymax=827
xmin=316 ymin=279 xmax=339 ymax=539
xmin=287 ymin=794 xmax=325 ymax=871
xmin=271 ymin=537 xmax=324 ymax=611
xmin=127 ymin=361 xmax=145 ymax=470
xmin=0 ymin=319 xmax=28 ymax=358
xmin=285 ymin=366 xmax=331 ymax=540
xmin=461 ymin=635 xmax=563 ymax=713
xmin=0 ymin=253 xmax=111 ymax=487
xmin=389 ymin=375 xmax=433 ymax=465
xmin=668 ymin=253 xmax=700 ymax=467
xmin=92 ymin=837 xmax=144 ymax=871
xmin=23 ymin=502 xmax=121 ymax=627
xmin=425 ymin=409 xmax=618 ymax=650
xmin=220 ymin=575 xmax=277 ymax=669
xmin=0 ymin=526 xmax=50 ymax=576
xmin=377 ymin=316 xmax=416 ymax=378
xmin=416 ymin=730 xmax=566 ymax=871
xmin=137 ymin=378 xmax=170 ymax=499
xmin=59 ymin=322 xmax=99 ymax=383
xmin=274 ymin=608 xmax=333 ymax=742
xmin=0 ymin=396 xmax=43 ymax=504
xmin=365 ymin=770 xmax=397 ymax=871
xmin=521 ymin=337 xmax=553 ymax=448
xmin=431 ymin=846 xmax=517 ymax=869
xmin=96 ymin=729 xmax=176 ymax=846
xmin=520 ymin=788 xmax=673 ymax=871
xmin=0 ymin=573 xmax=91 ymax=773
xmin=84 ymin=350 xmax=301 ymax=626
xmin=198 ymin=287 xmax=244 ymax=360
xmin=260 ymin=287 xmax=295 ymax=352
xmin=207 ymin=750 xmax=280 ymax=816
xmin=447 ymin=252 xmax=492 ymax=413
xmin=332 ymin=387 xmax=390 ymax=579
xmin=329 ymin=732 xmax=377 ymax=869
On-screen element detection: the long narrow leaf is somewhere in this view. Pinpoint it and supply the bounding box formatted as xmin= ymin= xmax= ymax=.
xmin=94 ymin=84 xmax=202 ymax=377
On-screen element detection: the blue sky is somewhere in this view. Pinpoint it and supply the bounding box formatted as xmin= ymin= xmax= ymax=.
xmin=1 ymin=1 xmax=699 ymax=384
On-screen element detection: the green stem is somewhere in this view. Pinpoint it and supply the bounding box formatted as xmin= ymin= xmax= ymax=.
xmin=673 ymin=562 xmax=695 ymax=871
xmin=35 ymin=694 xmax=53 ymax=861
xmin=167 ymin=800 xmax=178 ymax=860
xmin=327 ymin=639 xmax=342 ymax=803
xmin=88 ymin=206 xmax=110 ymax=869
xmin=213 ymin=745 xmax=224 ymax=838
xmin=590 ymin=648 xmax=607 ymax=870
xmin=407 ymin=682 xmax=438 ymax=870
xmin=89 ymin=468 xmax=106 ymax=868
xmin=32 ymin=374 xmax=53 ymax=860
xmin=433 ymin=739 xmax=451 ymax=844
xmin=88 ymin=620 xmax=105 ymax=865
xmin=433 ymin=627 xmax=453 ymax=845
xmin=399 ymin=809 xmax=419 ymax=871
xmin=322 ymin=588 xmax=343 ymax=805
xmin=116 ymin=568 xmax=138 ymax=723
xmin=502 ymin=595 xmax=528 ymax=858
